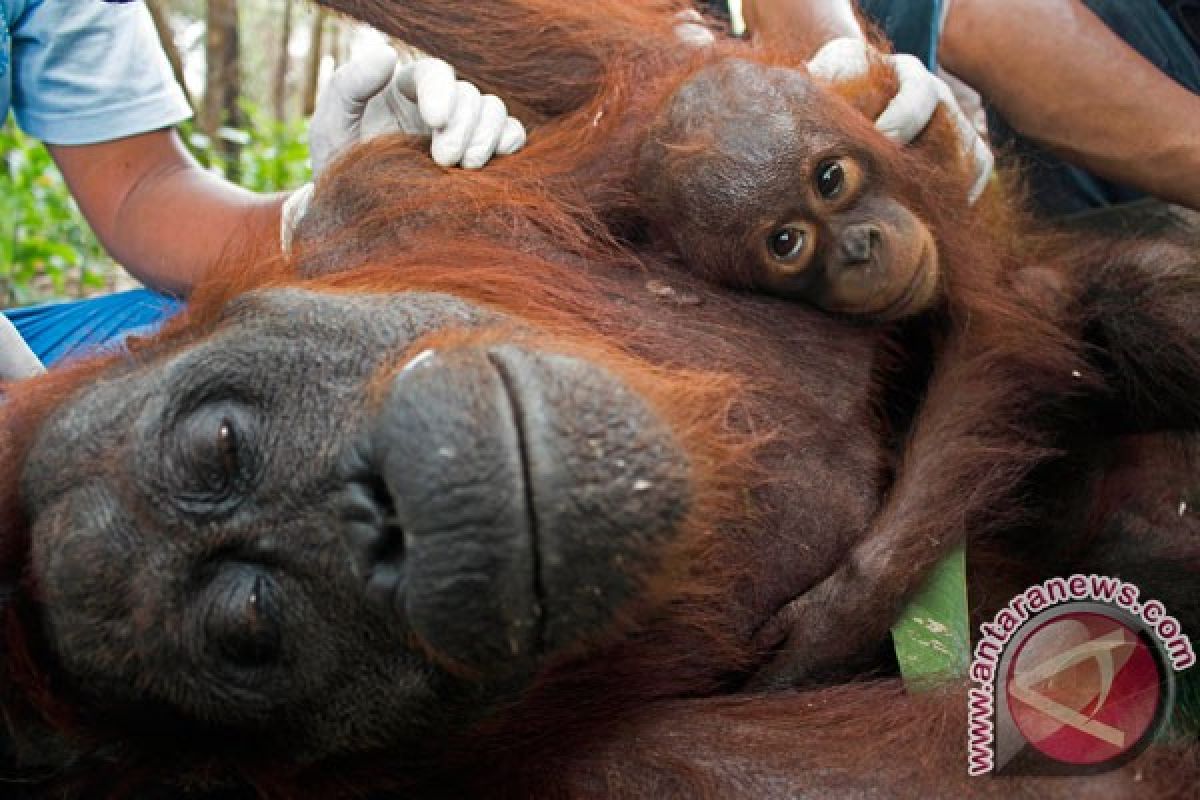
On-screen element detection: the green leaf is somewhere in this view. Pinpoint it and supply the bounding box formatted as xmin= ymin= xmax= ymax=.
xmin=892 ymin=545 xmax=970 ymax=689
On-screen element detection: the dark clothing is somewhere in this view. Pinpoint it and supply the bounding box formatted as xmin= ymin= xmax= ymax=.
xmin=1160 ymin=0 xmax=1200 ymax=52
xmin=693 ymin=0 xmax=944 ymax=60
xmin=859 ymin=0 xmax=942 ymax=66
xmin=695 ymin=0 xmax=732 ymax=22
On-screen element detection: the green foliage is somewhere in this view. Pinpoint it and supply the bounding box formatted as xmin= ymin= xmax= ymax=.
xmin=0 ymin=103 xmax=310 ymax=307
xmin=183 ymin=102 xmax=311 ymax=192
xmin=0 ymin=122 xmax=111 ymax=306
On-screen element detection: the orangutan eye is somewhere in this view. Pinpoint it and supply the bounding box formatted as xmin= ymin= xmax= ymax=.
xmin=189 ymin=414 xmax=240 ymax=494
xmin=171 ymin=404 xmax=257 ymax=512
xmin=216 ymin=419 xmax=239 ymax=478
xmin=768 ymin=227 xmax=807 ymax=261
xmin=205 ymin=567 xmax=281 ymax=668
xmin=816 ymin=159 xmax=845 ymax=199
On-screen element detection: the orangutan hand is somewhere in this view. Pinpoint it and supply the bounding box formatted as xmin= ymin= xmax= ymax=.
xmin=750 ymin=560 xmax=899 ymax=688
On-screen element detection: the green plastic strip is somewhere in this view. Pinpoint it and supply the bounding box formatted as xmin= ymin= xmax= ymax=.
xmin=892 ymin=545 xmax=970 ymax=689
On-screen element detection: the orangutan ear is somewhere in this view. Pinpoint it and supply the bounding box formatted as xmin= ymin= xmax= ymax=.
xmin=821 ymin=54 xmax=901 ymax=123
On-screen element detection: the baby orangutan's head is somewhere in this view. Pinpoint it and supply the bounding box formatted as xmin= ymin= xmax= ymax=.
xmin=637 ymin=58 xmax=941 ymax=320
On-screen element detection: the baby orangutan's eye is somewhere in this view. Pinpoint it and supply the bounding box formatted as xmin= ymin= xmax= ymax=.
xmin=815 ymin=159 xmax=845 ymax=199
xmin=768 ymin=227 xmax=807 ymax=261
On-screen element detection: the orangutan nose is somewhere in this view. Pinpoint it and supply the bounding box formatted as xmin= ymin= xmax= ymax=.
xmin=339 ymin=341 xmax=691 ymax=678
xmin=839 ymin=224 xmax=882 ymax=265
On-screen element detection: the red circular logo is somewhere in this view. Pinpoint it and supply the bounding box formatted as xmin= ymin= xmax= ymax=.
xmin=1005 ymin=612 xmax=1164 ymax=766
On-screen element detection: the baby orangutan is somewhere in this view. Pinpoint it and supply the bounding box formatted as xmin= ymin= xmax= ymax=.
xmin=636 ymin=55 xmax=1200 ymax=685
xmin=637 ymin=57 xmax=948 ymax=321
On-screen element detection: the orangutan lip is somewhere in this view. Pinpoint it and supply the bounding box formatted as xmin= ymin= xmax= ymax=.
xmin=485 ymin=350 xmax=547 ymax=652
xmin=352 ymin=347 xmax=547 ymax=668
xmin=878 ymin=244 xmax=932 ymax=321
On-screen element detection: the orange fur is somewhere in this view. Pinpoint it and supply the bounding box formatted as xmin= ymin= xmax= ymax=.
xmin=1 ymin=1 xmax=1198 ymax=797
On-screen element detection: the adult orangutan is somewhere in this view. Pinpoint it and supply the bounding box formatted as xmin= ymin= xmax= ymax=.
xmin=0 ymin=1 xmax=1198 ymax=798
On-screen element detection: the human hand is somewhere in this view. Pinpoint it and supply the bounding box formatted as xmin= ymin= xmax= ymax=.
xmin=287 ymin=49 xmax=528 ymax=252
xmin=674 ymin=9 xmax=717 ymax=47
xmin=808 ymin=37 xmax=993 ymax=203
xmin=0 ymin=315 xmax=44 ymax=381
xmin=309 ymin=47 xmax=526 ymax=174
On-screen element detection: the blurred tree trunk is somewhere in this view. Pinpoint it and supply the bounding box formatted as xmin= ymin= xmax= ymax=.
xmin=146 ymin=0 xmax=194 ymax=111
xmin=302 ymin=8 xmax=328 ymax=117
xmin=271 ymin=0 xmax=295 ymax=121
xmin=204 ymin=0 xmax=242 ymax=179
xmin=330 ymin=17 xmax=346 ymax=66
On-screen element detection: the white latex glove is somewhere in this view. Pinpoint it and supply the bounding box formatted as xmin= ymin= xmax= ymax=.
xmin=285 ymin=48 xmax=528 ymax=251
xmin=0 ymin=314 xmax=44 ymax=381
xmin=309 ymin=47 xmax=526 ymax=175
xmin=674 ymin=9 xmax=717 ymax=47
xmin=808 ymin=37 xmax=994 ymax=203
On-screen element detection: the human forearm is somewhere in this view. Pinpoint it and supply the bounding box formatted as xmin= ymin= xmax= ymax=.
xmin=49 ymin=130 xmax=285 ymax=296
xmin=941 ymin=0 xmax=1200 ymax=211
xmin=742 ymin=0 xmax=864 ymax=55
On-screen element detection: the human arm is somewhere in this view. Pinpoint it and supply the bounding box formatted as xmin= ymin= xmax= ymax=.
xmin=939 ymin=0 xmax=1200 ymax=211
xmin=10 ymin=1 xmax=274 ymax=296
xmin=48 ymin=131 xmax=284 ymax=297
xmin=742 ymin=0 xmax=865 ymax=56
xmin=7 ymin=4 xmax=524 ymax=323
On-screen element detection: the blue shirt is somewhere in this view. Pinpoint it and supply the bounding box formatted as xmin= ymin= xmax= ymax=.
xmin=1 ymin=0 xmax=191 ymax=145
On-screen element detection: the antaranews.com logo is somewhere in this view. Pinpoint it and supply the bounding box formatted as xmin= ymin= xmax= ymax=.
xmin=967 ymin=574 xmax=1194 ymax=776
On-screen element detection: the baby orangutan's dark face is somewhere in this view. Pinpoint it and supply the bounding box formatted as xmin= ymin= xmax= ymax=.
xmin=638 ymin=59 xmax=939 ymax=320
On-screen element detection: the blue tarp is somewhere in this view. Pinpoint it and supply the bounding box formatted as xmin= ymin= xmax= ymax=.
xmin=3 ymin=289 xmax=181 ymax=367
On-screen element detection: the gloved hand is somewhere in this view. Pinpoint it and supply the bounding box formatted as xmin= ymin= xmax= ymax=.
xmin=0 ymin=314 xmax=44 ymax=381
xmin=808 ymin=37 xmax=994 ymax=204
xmin=309 ymin=47 xmax=526 ymax=174
xmin=284 ymin=48 xmax=529 ymax=251
xmin=674 ymin=9 xmax=717 ymax=47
